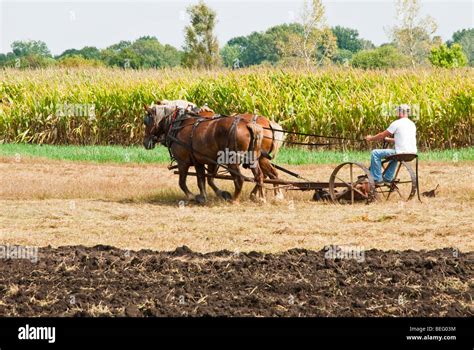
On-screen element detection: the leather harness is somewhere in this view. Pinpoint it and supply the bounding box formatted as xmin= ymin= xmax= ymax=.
xmin=160 ymin=109 xmax=271 ymax=166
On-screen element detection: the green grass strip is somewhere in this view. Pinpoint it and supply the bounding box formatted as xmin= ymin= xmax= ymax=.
xmin=0 ymin=143 xmax=472 ymax=165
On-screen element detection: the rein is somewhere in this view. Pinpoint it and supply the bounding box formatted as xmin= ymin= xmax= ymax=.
xmin=261 ymin=126 xmax=366 ymax=143
xmin=262 ymin=135 xmax=341 ymax=147
xmin=155 ymin=108 xmax=367 ymax=165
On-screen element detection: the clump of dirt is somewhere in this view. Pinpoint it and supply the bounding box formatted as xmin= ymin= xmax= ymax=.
xmin=0 ymin=245 xmax=472 ymax=317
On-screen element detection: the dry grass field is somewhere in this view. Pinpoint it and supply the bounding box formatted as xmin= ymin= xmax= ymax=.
xmin=1 ymin=155 xmax=472 ymax=253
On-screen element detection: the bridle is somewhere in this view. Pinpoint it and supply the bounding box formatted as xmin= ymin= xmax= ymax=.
xmin=144 ymin=106 xmax=180 ymax=144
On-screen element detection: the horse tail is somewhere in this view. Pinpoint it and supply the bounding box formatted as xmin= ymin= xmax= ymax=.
xmin=246 ymin=123 xmax=264 ymax=168
xmin=269 ymin=121 xmax=285 ymax=159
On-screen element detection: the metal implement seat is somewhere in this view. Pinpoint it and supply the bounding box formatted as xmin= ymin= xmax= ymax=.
xmin=384 ymin=153 xmax=418 ymax=163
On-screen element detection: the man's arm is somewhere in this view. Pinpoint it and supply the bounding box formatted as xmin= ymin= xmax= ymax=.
xmin=365 ymin=130 xmax=392 ymax=142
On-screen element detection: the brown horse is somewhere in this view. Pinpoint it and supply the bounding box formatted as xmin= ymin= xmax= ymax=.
xmin=143 ymin=104 xmax=266 ymax=203
xmin=156 ymin=100 xmax=286 ymax=200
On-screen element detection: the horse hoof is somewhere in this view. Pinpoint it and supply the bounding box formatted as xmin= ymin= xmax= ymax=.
xmin=195 ymin=195 xmax=206 ymax=204
xmin=220 ymin=191 xmax=232 ymax=201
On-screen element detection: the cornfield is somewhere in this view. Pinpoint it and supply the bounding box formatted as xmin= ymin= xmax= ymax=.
xmin=0 ymin=67 xmax=472 ymax=149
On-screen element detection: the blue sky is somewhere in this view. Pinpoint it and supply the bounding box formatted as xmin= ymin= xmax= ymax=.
xmin=0 ymin=0 xmax=472 ymax=55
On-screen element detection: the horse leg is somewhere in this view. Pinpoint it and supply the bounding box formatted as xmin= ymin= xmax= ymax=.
xmin=250 ymin=162 xmax=266 ymax=203
xmin=207 ymin=164 xmax=232 ymax=201
xmin=260 ymin=158 xmax=284 ymax=200
xmin=249 ymin=163 xmax=260 ymax=200
xmin=249 ymin=183 xmax=259 ymax=200
xmin=229 ymin=164 xmax=244 ymax=203
xmin=194 ymin=163 xmax=207 ymax=204
xmin=178 ymin=162 xmax=195 ymax=200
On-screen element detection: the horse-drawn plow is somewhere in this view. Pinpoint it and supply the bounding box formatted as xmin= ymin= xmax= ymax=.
xmin=179 ymin=156 xmax=421 ymax=204
xmin=172 ymin=134 xmax=421 ymax=205
xmin=147 ymin=103 xmax=422 ymax=205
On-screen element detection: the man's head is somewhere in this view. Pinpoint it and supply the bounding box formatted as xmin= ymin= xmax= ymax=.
xmin=395 ymin=104 xmax=411 ymax=118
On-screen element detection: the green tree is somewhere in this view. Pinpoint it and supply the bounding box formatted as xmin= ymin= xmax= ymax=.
xmin=223 ymin=23 xmax=303 ymax=67
xmin=57 ymin=46 xmax=101 ymax=60
xmin=351 ymin=45 xmax=411 ymax=69
xmin=57 ymin=55 xmax=104 ymax=68
xmin=220 ymin=44 xmax=241 ymax=67
xmin=106 ymin=40 xmax=132 ymax=53
xmin=452 ymin=28 xmax=474 ymax=43
xmin=294 ymin=0 xmax=337 ymax=66
xmin=390 ymin=0 xmax=437 ymax=67
xmin=0 ymin=40 xmax=55 ymax=68
xmin=280 ymin=0 xmax=337 ymax=67
xmin=332 ymin=26 xmax=363 ymax=53
xmin=227 ymin=32 xmax=279 ymax=66
xmin=18 ymin=55 xmax=56 ymax=68
xmin=116 ymin=48 xmax=141 ymax=69
xmin=359 ymin=39 xmax=375 ymax=50
xmin=0 ymin=52 xmax=18 ymax=68
xmin=182 ymin=1 xmax=220 ymax=68
xmin=449 ymin=29 xmax=474 ymax=66
xmin=333 ymin=49 xmax=353 ymax=64
xmin=0 ymin=53 xmax=7 ymax=66
xmin=429 ymin=43 xmax=468 ymax=68
xmin=101 ymin=41 xmax=139 ymax=68
xmin=266 ymin=22 xmax=304 ymax=57
xmin=100 ymin=38 xmax=181 ymax=68
xmin=131 ymin=36 xmax=181 ymax=68
xmin=11 ymin=40 xmax=51 ymax=57
xmin=160 ymin=44 xmax=183 ymax=67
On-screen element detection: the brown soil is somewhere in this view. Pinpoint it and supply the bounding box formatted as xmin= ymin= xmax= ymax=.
xmin=1 ymin=245 xmax=472 ymax=317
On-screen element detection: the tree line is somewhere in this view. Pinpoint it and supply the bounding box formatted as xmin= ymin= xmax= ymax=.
xmin=1 ymin=0 xmax=472 ymax=70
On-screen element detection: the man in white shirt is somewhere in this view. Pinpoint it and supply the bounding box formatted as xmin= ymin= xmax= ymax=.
xmin=365 ymin=105 xmax=417 ymax=185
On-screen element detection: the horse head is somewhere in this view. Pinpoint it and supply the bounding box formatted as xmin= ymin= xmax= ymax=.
xmin=143 ymin=104 xmax=177 ymax=149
